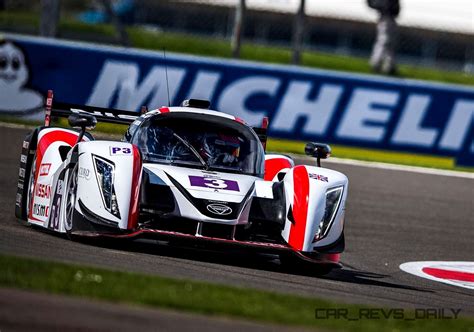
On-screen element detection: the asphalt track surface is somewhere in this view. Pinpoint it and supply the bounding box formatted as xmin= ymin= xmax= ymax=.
xmin=1 ymin=125 xmax=473 ymax=328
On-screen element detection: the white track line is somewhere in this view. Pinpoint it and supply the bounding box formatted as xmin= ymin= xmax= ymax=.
xmin=292 ymin=154 xmax=474 ymax=179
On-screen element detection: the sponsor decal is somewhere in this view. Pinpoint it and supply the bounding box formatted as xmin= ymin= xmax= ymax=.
xmin=206 ymin=203 xmax=232 ymax=216
xmin=35 ymin=183 xmax=51 ymax=199
xmin=39 ymin=163 xmax=51 ymax=176
xmin=48 ymin=204 xmax=60 ymax=230
xmin=400 ymin=261 xmax=474 ymax=290
xmin=33 ymin=203 xmax=49 ymax=217
xmin=87 ymin=59 xmax=473 ymax=160
xmin=20 ymin=154 xmax=27 ymax=163
xmin=16 ymin=193 xmax=22 ymax=205
xmin=17 ymin=182 xmax=24 ymax=190
xmin=48 ymin=183 xmax=63 ymax=230
xmin=18 ymin=167 xmax=25 ymax=178
xmin=78 ymin=167 xmax=91 ymax=180
xmin=56 ymin=179 xmax=64 ymax=195
xmin=110 ymin=146 xmax=132 ymax=155
xmin=48 ymin=171 xmax=66 ymax=231
xmin=189 ymin=175 xmax=240 ymax=191
xmin=309 ymin=173 xmax=329 ymax=182
xmin=22 ymin=141 xmax=29 ymax=149
xmin=7 ymin=36 xmax=473 ymax=165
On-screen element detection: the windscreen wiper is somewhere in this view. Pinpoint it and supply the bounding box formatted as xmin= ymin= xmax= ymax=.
xmin=172 ymin=133 xmax=209 ymax=170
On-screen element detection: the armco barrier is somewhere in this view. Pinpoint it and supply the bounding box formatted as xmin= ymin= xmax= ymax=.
xmin=1 ymin=34 xmax=473 ymax=166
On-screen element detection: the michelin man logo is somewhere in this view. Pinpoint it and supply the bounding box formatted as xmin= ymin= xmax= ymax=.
xmin=0 ymin=40 xmax=42 ymax=114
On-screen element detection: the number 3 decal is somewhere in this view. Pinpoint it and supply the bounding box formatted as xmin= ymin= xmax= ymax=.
xmin=204 ymin=179 xmax=228 ymax=189
xmin=189 ymin=176 xmax=240 ymax=192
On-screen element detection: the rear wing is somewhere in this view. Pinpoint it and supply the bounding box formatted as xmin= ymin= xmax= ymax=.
xmin=44 ymin=90 xmax=142 ymax=126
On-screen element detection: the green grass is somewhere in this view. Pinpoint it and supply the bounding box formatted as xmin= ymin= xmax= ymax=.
xmin=0 ymin=11 xmax=39 ymax=27
xmin=127 ymin=28 xmax=474 ymax=86
xmin=266 ymin=138 xmax=464 ymax=171
xmin=2 ymin=11 xmax=474 ymax=86
xmin=1 ymin=254 xmax=473 ymax=332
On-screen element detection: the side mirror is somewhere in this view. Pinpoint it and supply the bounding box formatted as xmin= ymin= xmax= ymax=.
xmin=68 ymin=113 xmax=97 ymax=130
xmin=68 ymin=113 xmax=97 ymax=144
xmin=305 ymin=142 xmax=331 ymax=167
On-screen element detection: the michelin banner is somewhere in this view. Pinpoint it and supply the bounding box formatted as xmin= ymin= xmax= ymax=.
xmin=1 ymin=34 xmax=473 ymax=166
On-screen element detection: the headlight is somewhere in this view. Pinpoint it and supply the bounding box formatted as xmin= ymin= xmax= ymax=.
xmin=313 ymin=186 xmax=343 ymax=242
xmin=93 ymin=156 xmax=121 ymax=219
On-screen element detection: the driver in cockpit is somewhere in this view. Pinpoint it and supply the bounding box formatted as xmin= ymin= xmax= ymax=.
xmin=198 ymin=133 xmax=241 ymax=167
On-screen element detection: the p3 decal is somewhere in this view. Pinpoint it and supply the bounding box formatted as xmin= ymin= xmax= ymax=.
xmin=110 ymin=146 xmax=132 ymax=156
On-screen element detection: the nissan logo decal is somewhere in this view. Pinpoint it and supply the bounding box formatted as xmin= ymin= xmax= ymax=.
xmin=206 ymin=203 xmax=232 ymax=216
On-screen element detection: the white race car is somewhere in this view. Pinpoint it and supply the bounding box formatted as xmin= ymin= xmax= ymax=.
xmin=15 ymin=91 xmax=348 ymax=274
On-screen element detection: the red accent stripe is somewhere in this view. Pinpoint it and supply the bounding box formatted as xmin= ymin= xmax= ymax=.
xmin=234 ymin=117 xmax=245 ymax=124
xmin=323 ymin=253 xmax=340 ymax=263
xmin=264 ymin=157 xmax=292 ymax=181
xmin=422 ymin=267 xmax=474 ymax=282
xmin=127 ymin=145 xmax=142 ymax=230
xmin=159 ymin=107 xmax=170 ymax=113
xmin=261 ymin=117 xmax=269 ymax=129
xmin=29 ymin=130 xmax=81 ymax=221
xmin=70 ymin=229 xmax=340 ymax=266
xmin=288 ymin=165 xmax=309 ymax=250
xmin=44 ymin=90 xmax=53 ymax=127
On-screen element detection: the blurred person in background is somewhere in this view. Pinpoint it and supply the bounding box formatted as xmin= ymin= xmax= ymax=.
xmin=367 ymin=0 xmax=400 ymax=75
xmin=79 ymin=0 xmax=135 ymax=25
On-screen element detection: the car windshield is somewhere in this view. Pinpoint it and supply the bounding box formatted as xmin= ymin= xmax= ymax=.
xmin=131 ymin=113 xmax=264 ymax=176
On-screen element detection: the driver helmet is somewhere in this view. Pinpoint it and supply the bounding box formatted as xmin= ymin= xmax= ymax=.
xmin=199 ymin=133 xmax=241 ymax=166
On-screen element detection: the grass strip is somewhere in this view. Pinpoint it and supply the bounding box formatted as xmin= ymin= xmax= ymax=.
xmin=1 ymin=254 xmax=473 ymax=332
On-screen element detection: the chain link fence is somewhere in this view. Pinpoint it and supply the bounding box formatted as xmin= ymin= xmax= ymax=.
xmin=2 ymin=0 xmax=472 ymax=73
